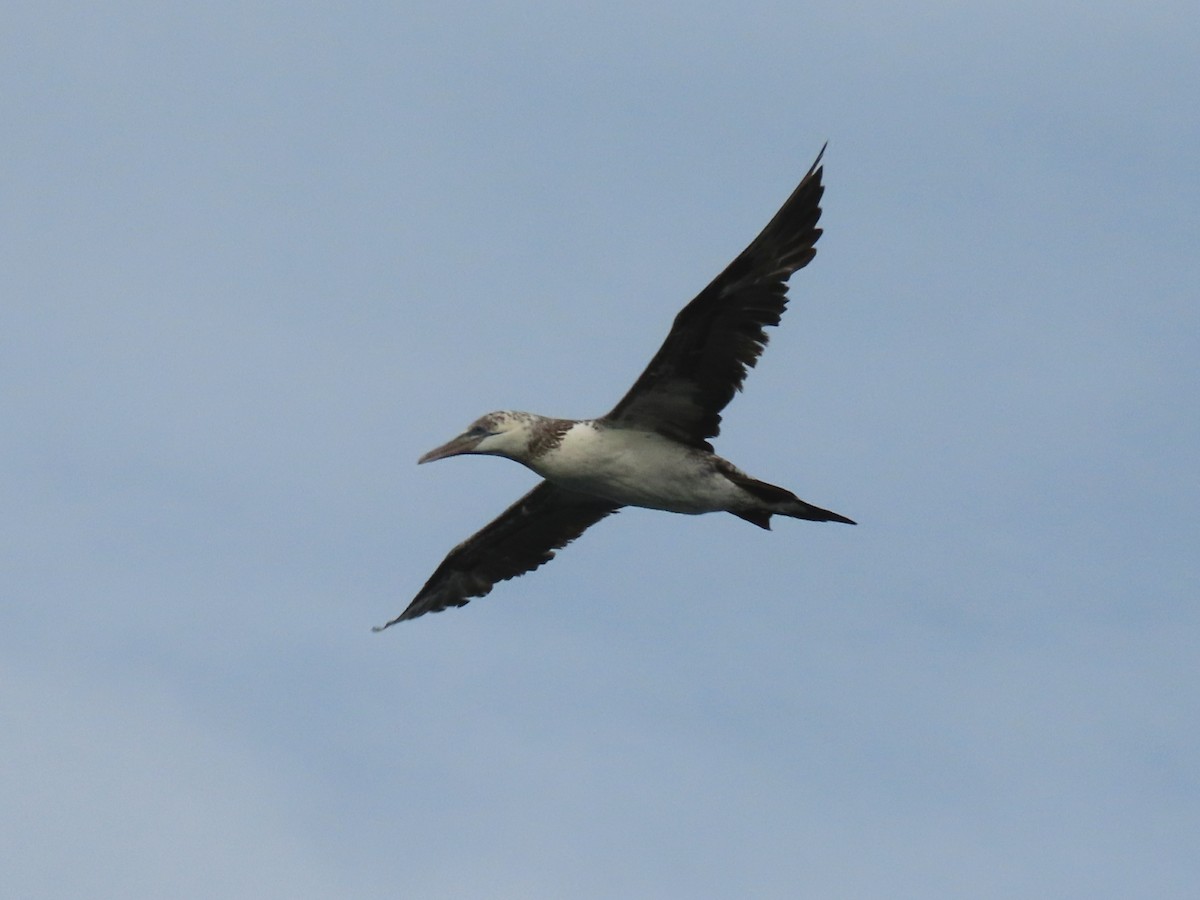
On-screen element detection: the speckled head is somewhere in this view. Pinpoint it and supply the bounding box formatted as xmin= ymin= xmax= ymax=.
xmin=417 ymin=411 xmax=548 ymax=464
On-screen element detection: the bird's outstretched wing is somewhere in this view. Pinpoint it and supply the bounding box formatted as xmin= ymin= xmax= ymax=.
xmin=376 ymin=482 xmax=621 ymax=628
xmin=603 ymin=145 xmax=827 ymax=449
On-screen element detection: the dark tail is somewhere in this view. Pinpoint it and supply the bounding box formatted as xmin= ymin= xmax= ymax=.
xmin=778 ymin=496 xmax=857 ymax=525
xmin=726 ymin=471 xmax=856 ymax=529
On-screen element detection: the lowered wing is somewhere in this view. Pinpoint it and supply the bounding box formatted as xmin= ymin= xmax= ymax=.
xmin=376 ymin=481 xmax=621 ymax=628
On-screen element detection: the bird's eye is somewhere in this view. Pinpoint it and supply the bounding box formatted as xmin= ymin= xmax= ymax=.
xmin=468 ymin=425 xmax=488 ymax=437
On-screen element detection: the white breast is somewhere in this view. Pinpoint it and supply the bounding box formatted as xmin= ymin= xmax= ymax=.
xmin=530 ymin=422 xmax=742 ymax=513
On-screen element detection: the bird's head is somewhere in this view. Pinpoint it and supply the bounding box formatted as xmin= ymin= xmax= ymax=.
xmin=418 ymin=411 xmax=536 ymax=464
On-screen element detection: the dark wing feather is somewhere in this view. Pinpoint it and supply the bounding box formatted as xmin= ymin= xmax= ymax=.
xmin=375 ymin=481 xmax=621 ymax=628
xmin=602 ymin=145 xmax=827 ymax=448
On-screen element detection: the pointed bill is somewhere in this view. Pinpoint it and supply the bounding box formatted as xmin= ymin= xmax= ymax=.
xmin=418 ymin=432 xmax=481 ymax=464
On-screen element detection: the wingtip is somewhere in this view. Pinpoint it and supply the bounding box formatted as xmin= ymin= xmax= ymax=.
xmin=807 ymin=142 xmax=828 ymax=178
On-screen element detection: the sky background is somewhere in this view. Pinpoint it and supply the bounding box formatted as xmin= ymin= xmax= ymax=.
xmin=3 ymin=2 xmax=1198 ymax=897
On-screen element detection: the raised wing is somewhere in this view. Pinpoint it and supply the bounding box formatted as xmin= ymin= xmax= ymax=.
xmin=375 ymin=482 xmax=621 ymax=628
xmin=603 ymin=146 xmax=827 ymax=448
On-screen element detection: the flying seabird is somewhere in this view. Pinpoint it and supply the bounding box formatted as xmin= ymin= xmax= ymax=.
xmin=379 ymin=146 xmax=853 ymax=629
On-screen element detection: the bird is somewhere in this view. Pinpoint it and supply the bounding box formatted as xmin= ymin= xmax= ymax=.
xmin=377 ymin=145 xmax=853 ymax=629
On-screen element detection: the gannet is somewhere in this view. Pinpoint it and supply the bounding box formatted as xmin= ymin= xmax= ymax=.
xmin=379 ymin=146 xmax=853 ymax=628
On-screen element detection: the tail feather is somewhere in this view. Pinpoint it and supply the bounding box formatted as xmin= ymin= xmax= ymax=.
xmin=724 ymin=468 xmax=856 ymax=527
xmin=779 ymin=496 xmax=857 ymax=525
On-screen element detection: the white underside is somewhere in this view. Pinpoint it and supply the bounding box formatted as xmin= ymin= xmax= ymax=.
xmin=528 ymin=422 xmax=748 ymax=513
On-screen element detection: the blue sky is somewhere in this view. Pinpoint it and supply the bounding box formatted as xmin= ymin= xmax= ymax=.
xmin=3 ymin=2 xmax=1198 ymax=897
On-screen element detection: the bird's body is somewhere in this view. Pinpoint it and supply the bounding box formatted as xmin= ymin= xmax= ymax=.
xmin=508 ymin=415 xmax=740 ymax=513
xmin=379 ymin=146 xmax=853 ymax=628
xmin=459 ymin=411 xmax=850 ymax=520
xmin=539 ymin=421 xmax=744 ymax=515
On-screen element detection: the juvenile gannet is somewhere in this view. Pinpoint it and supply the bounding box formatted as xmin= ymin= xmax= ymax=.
xmin=379 ymin=146 xmax=853 ymax=628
